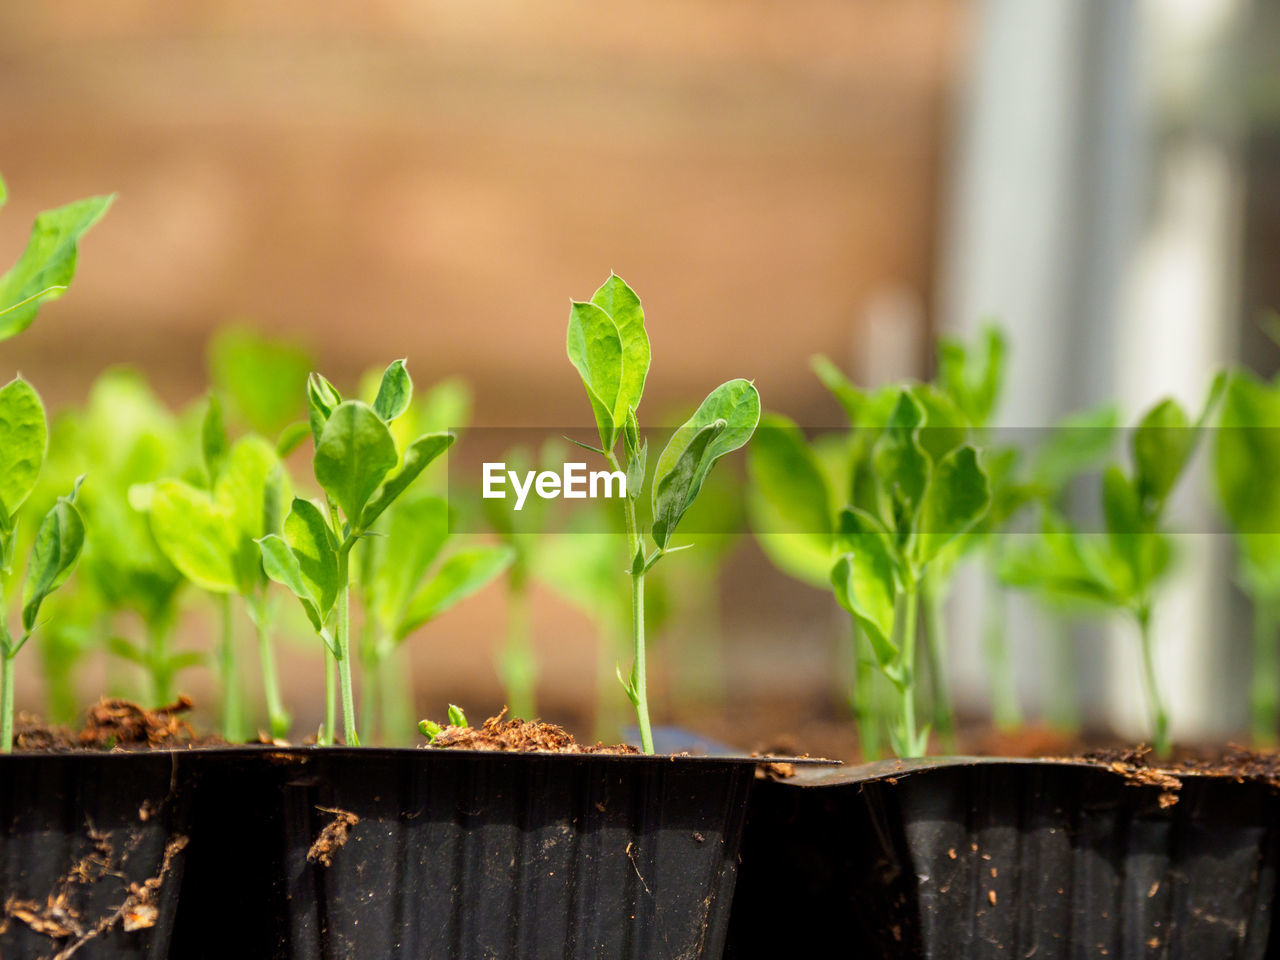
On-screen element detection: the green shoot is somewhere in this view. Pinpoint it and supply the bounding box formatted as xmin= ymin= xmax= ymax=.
xmin=565 ymin=274 xmax=759 ymax=754
xmin=259 ymin=360 xmax=455 ymax=746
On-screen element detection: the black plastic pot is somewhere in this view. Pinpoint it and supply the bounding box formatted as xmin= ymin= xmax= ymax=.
xmin=727 ymin=757 xmax=1280 ymax=959
xmin=0 ymin=752 xmax=192 ymax=959
xmin=171 ymin=747 xmax=758 ymax=960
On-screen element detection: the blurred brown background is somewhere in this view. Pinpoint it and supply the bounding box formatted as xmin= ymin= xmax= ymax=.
xmin=0 ymin=0 xmax=967 ymax=739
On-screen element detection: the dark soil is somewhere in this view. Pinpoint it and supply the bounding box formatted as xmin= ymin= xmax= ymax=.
xmin=306 ymin=808 xmax=359 ymax=868
xmin=12 ymin=697 xmax=222 ymax=752
xmin=425 ymin=710 xmax=639 ymax=755
xmin=1073 ymin=744 xmax=1280 ymax=806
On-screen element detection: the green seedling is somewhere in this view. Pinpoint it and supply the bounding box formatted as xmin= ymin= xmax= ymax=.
xmin=148 ymin=404 xmax=293 ymax=740
xmin=356 ymin=373 xmax=476 ymax=739
xmin=565 ymin=274 xmax=759 ymax=754
xmin=1213 ymin=367 xmax=1280 ymax=743
xmin=1001 ymin=378 xmax=1225 ymax=756
xmin=0 ymin=387 xmax=86 ymax=752
xmin=418 ymin=703 xmax=468 ymax=743
xmin=258 ymin=360 xmax=455 ymax=746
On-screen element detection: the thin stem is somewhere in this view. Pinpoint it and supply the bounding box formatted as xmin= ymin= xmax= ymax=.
xmin=322 ymin=648 xmax=336 ymax=746
xmin=1253 ymin=594 xmax=1280 ymax=746
xmin=146 ymin=617 xmax=173 ymax=706
xmin=218 ymin=593 xmax=244 ymax=742
xmin=336 ymin=557 xmax=359 ymax=746
xmin=0 ymin=570 xmax=13 ymax=753
xmin=0 ymin=649 xmax=13 ymax=753
xmin=848 ymin=615 xmax=881 ymax=761
xmin=607 ymin=451 xmax=654 ymax=755
xmin=892 ymin=580 xmax=922 ymax=758
xmin=499 ymin=581 xmax=537 ymax=720
xmin=921 ymin=575 xmax=957 ymax=751
xmin=252 ymin=598 xmax=291 ymax=739
xmin=1136 ymin=606 xmax=1169 ymax=756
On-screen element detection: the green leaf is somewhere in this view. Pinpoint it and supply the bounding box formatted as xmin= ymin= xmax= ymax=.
xmin=359 ymin=431 xmax=454 ymax=529
xmin=566 ymin=299 xmax=623 ymax=451
xmin=396 ymin=544 xmax=515 ymax=640
xmin=872 ymin=390 xmax=929 ymax=532
xmin=284 ymin=498 xmax=340 ymax=615
xmin=208 ymin=327 xmax=313 ymax=435
xmin=276 ymin=421 xmax=311 ymax=458
xmin=202 ymin=394 xmax=229 ymax=486
xmin=831 ymin=544 xmax=897 ymax=668
xmin=149 ymin=480 xmax=239 ymax=593
xmin=21 ymin=480 xmax=86 ymax=632
xmin=307 ymin=372 xmax=343 ymax=445
xmin=1029 ymin=404 xmax=1120 ymax=494
xmin=651 ymin=379 xmax=761 ymax=547
xmin=420 ymin=719 xmax=443 ymax=742
xmin=1101 ymin=465 xmax=1143 ymax=597
xmin=214 ymin=437 xmax=292 ymax=593
xmin=915 ymin=445 xmax=991 ymax=566
xmin=314 ymin=401 xmax=398 ymax=526
xmin=1132 ymin=398 xmax=1192 ymax=508
xmin=0 ymin=378 xmax=47 ymax=520
xmin=1215 ymin=371 xmax=1280 ymax=535
xmin=913 ymin=385 xmax=969 ymax=462
xmin=0 ymin=173 xmax=6 ymax=209
xmin=257 ymin=534 xmax=324 ymax=633
xmin=590 ymin=274 xmax=650 ymax=424
xmin=811 ymin=355 xmax=869 ymax=424
xmin=447 ymin=703 xmax=467 ymax=727
xmin=0 ymin=194 xmax=113 ymax=341
xmin=936 ymin=325 xmax=1006 ymax=427
xmin=746 ymin=413 xmax=833 ymax=586
xmin=652 ymin=419 xmax=725 ymax=550
xmin=372 ymin=359 xmax=413 ymax=423
xmin=369 ymin=495 xmax=452 ymax=627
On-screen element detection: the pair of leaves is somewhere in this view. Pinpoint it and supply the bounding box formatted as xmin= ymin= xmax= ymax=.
xmin=149 ymin=437 xmax=291 ymax=596
xmin=566 ymin=274 xmax=651 ymax=452
xmin=650 ymin=379 xmax=760 ymax=550
xmin=936 ymin=325 xmax=1006 ymax=429
xmin=308 ymin=361 xmax=455 ymax=531
xmin=0 ymin=187 xmax=113 ymax=341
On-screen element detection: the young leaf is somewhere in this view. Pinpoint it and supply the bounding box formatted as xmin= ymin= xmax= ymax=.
xmin=1214 ymin=371 xmax=1280 ymax=534
xmin=368 ymin=495 xmax=452 ymax=628
xmin=937 ymin=325 xmax=1006 ymax=427
xmin=872 ymin=390 xmax=929 ymax=530
xmin=0 ymin=378 xmax=47 ymax=520
xmin=915 ymin=445 xmax=991 ymax=566
xmin=209 ymin=327 xmax=313 ymax=435
xmin=276 ymin=421 xmax=311 ymax=458
xmin=651 ymin=419 xmax=725 ymax=550
xmin=566 ymin=299 xmax=623 ymax=451
xmin=419 ymin=719 xmax=442 ymax=742
xmin=811 ymin=355 xmax=869 ymax=425
xmin=257 ymin=534 xmax=324 ymax=632
xmin=447 ymin=703 xmax=467 ymax=727
xmin=372 ymin=359 xmax=413 ymax=423
xmin=0 ymin=194 xmax=114 ymax=341
xmin=396 ymin=544 xmax=516 ymax=640
xmin=283 ymin=498 xmax=341 ymax=615
xmin=1132 ymin=398 xmax=1192 ymax=508
xmin=149 ymin=480 xmax=239 ymax=593
xmin=202 ymin=393 xmax=229 ymax=487
xmin=313 ymin=401 xmax=398 ymax=526
xmin=21 ymin=480 xmax=86 ymax=632
xmin=590 ymin=274 xmax=650 ymax=424
xmin=358 ymin=431 xmax=454 ymax=529
xmin=830 ymin=544 xmax=897 ymax=669
xmin=307 ymin=373 xmax=343 ymax=444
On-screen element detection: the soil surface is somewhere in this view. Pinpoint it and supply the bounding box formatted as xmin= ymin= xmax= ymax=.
xmin=1073 ymin=744 xmax=1280 ymax=806
xmin=12 ymin=697 xmax=221 ymax=752
xmin=425 ymin=710 xmax=639 ymax=754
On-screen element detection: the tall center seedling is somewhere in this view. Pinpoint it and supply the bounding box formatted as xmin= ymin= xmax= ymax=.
xmin=566 ymin=275 xmax=759 ymax=754
xmin=259 ymin=360 xmax=453 ymax=745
